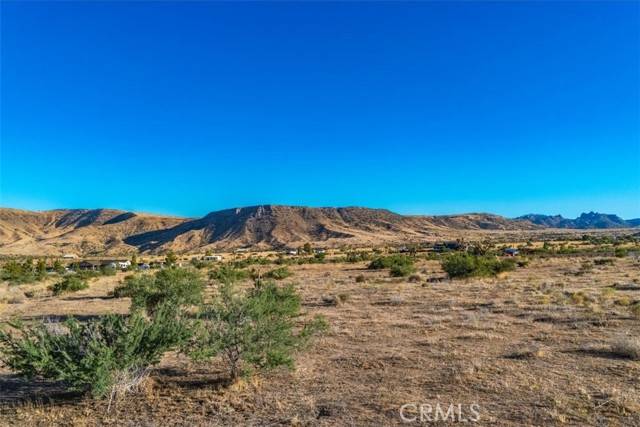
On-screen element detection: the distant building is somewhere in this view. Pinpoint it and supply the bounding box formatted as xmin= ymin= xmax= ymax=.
xmin=202 ymin=255 xmax=223 ymax=262
xmin=78 ymin=260 xmax=101 ymax=270
xmin=62 ymin=253 xmax=77 ymax=259
xmin=503 ymin=248 xmax=519 ymax=257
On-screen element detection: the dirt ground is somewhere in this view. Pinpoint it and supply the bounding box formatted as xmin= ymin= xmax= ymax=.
xmin=0 ymin=255 xmax=639 ymax=426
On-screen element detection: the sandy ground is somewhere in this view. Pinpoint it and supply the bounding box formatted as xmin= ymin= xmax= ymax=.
xmin=0 ymin=255 xmax=639 ymax=426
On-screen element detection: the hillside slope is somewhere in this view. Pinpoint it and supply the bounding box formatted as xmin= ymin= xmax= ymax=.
xmin=8 ymin=205 xmax=634 ymax=255
xmin=0 ymin=208 xmax=186 ymax=255
xmin=123 ymin=205 xmax=540 ymax=253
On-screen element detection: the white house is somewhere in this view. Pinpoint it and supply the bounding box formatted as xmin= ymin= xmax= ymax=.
xmin=203 ymin=255 xmax=223 ymax=262
xmin=117 ymin=260 xmax=132 ymax=269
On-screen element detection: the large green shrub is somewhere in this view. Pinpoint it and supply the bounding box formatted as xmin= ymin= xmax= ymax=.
xmin=50 ymin=276 xmax=89 ymax=295
xmin=113 ymin=268 xmax=203 ymax=313
xmin=0 ymin=302 xmax=191 ymax=398
xmin=189 ymin=280 xmax=326 ymax=380
xmin=441 ymin=254 xmax=516 ymax=279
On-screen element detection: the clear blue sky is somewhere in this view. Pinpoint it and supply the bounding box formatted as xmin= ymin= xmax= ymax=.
xmin=1 ymin=1 xmax=639 ymax=219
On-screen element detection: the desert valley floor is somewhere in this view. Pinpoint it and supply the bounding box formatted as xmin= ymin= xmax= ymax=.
xmin=0 ymin=254 xmax=639 ymax=426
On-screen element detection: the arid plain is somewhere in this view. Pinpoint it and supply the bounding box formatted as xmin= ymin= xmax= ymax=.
xmin=0 ymin=234 xmax=639 ymax=426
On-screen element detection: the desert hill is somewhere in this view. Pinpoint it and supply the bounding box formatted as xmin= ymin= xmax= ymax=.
xmin=123 ymin=206 xmax=539 ymax=253
xmin=0 ymin=205 xmax=635 ymax=255
xmin=0 ymin=208 xmax=186 ymax=256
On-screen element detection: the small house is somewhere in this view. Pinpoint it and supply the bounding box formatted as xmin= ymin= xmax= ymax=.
xmin=78 ymin=260 xmax=101 ymax=271
xmin=203 ymin=255 xmax=223 ymax=262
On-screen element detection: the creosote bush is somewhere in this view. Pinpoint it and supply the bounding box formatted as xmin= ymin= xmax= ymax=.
xmin=368 ymin=255 xmax=415 ymax=277
xmin=50 ymin=276 xmax=89 ymax=295
xmin=0 ymin=302 xmax=191 ymax=399
xmin=1 ymin=266 xmax=326 ymax=401
xmin=188 ymin=279 xmax=327 ymax=380
xmin=113 ymin=268 xmax=203 ymax=313
xmin=441 ymin=253 xmax=516 ymax=279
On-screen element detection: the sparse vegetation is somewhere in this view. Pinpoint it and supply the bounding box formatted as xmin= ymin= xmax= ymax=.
xmin=441 ymin=253 xmax=516 ymax=279
xmin=610 ymin=336 xmax=640 ymax=360
xmin=1 ymin=259 xmax=47 ymax=284
xmin=50 ymin=276 xmax=89 ymax=295
xmin=368 ymin=255 xmax=415 ymax=277
xmin=209 ymin=265 xmax=250 ymax=283
xmin=263 ymin=266 xmax=293 ymax=280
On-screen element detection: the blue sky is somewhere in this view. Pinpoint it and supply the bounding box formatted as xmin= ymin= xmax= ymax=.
xmin=1 ymin=1 xmax=639 ymax=219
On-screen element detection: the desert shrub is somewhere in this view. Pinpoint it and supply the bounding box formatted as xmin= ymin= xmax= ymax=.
xmin=368 ymin=255 xmax=412 ymax=270
xmin=594 ymin=258 xmax=615 ymax=266
xmin=614 ymin=248 xmax=628 ymax=258
xmin=209 ymin=265 xmax=250 ymax=284
xmin=321 ymin=294 xmax=338 ymax=306
xmin=50 ymin=276 xmax=89 ymax=296
xmin=100 ymin=265 xmax=117 ymax=276
xmin=344 ymin=251 xmax=371 ymax=263
xmin=313 ymin=252 xmax=326 ymax=263
xmin=189 ymin=280 xmax=326 ymax=379
xmin=355 ymin=274 xmax=366 ymax=283
xmin=164 ymin=250 xmax=178 ymax=267
xmin=368 ymin=255 xmax=416 ymax=277
xmin=610 ymin=336 xmax=640 ymax=360
xmin=441 ymin=254 xmax=516 ymax=279
xmin=390 ymin=263 xmax=416 ymax=277
xmin=631 ymin=302 xmax=640 ymax=318
xmin=407 ymin=274 xmax=422 ymax=283
xmin=190 ymin=258 xmax=208 ymax=269
xmin=113 ymin=268 xmax=203 ymax=313
xmin=232 ymin=256 xmax=271 ymax=268
xmin=53 ymin=260 xmax=66 ymax=274
xmin=0 ymin=302 xmax=190 ymax=399
xmin=263 ymin=266 xmax=292 ymax=280
xmin=1 ymin=259 xmax=47 ymax=285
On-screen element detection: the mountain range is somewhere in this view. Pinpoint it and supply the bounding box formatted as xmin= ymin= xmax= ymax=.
xmin=516 ymin=212 xmax=640 ymax=229
xmin=0 ymin=206 xmax=637 ymax=255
